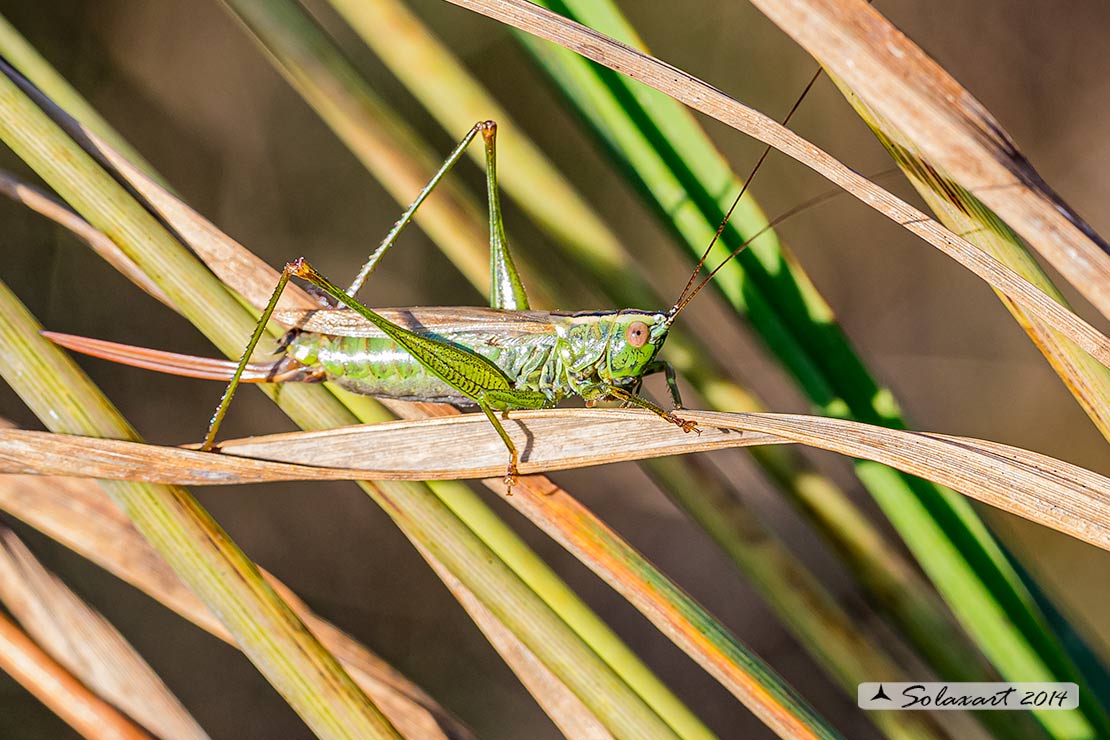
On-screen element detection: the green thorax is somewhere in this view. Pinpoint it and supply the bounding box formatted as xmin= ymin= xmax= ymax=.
xmin=284 ymin=309 xmax=669 ymax=408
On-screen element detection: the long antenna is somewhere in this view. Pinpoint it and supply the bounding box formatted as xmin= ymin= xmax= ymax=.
xmin=672 ymin=67 xmax=823 ymax=313
xmin=672 ymin=177 xmax=878 ymax=315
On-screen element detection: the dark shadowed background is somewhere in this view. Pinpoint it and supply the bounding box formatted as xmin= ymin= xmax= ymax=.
xmin=0 ymin=0 xmax=1107 ymax=737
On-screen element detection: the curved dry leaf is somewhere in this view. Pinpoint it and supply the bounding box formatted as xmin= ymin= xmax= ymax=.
xmin=0 ymin=610 xmax=151 ymax=740
xmin=0 ymin=472 xmax=473 ymax=740
xmin=747 ymin=0 xmax=1110 ymax=321
xmin=440 ymin=0 xmax=1110 ymax=371
xmin=4 ymin=408 xmax=1108 ymax=553
xmin=90 ymin=141 xmax=319 ymax=314
xmin=0 ymin=170 xmax=172 ymax=308
xmin=0 ymin=411 xmax=774 ymax=482
xmin=848 ymin=106 xmax=1110 ymax=440
xmin=0 ymin=525 xmax=209 ymax=740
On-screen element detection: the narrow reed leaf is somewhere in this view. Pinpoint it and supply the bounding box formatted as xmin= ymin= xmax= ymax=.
xmin=834 ymin=77 xmax=1110 ymax=442
xmin=0 ymin=610 xmax=151 ymax=740
xmin=0 ymin=171 xmax=172 ymax=307
xmin=0 ymin=291 xmax=401 ymax=739
xmin=748 ymin=0 xmax=1110 ymax=321
xmin=5 ymin=409 xmax=1110 ymax=554
xmin=411 ymin=543 xmax=616 ymax=740
xmin=0 ymin=525 xmax=210 ymax=739
xmin=0 ymin=469 xmax=474 ymax=740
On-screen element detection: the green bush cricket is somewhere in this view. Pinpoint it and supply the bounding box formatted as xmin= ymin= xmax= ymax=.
xmin=47 ymin=120 xmax=779 ymax=490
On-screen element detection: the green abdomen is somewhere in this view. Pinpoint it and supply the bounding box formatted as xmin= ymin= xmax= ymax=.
xmin=287 ymin=331 xmax=567 ymax=406
xmin=289 ymin=333 xmax=470 ymax=403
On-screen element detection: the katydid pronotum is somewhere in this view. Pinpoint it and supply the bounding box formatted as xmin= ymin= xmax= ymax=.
xmin=47 ymin=120 xmax=795 ymax=490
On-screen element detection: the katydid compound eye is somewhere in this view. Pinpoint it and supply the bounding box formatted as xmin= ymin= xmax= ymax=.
xmin=626 ymin=321 xmax=649 ymax=348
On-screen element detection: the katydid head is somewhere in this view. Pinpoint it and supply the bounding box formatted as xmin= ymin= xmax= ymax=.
xmin=604 ymin=310 xmax=670 ymax=380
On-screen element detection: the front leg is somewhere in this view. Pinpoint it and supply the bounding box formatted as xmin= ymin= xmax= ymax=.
xmin=580 ymin=383 xmax=698 ymax=434
xmin=642 ymin=360 xmax=684 ymax=409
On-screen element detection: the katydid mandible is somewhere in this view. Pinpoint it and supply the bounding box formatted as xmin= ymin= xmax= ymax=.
xmin=47 ymin=121 xmax=768 ymax=490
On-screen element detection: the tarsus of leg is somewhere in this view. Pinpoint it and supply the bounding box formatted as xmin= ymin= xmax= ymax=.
xmin=643 ymin=360 xmax=684 ymax=409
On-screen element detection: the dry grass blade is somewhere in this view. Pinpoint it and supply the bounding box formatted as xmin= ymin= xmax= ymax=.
xmin=818 ymin=79 xmax=1110 ymax=441
xmin=82 ymin=149 xmax=318 ymax=314
xmin=412 ymin=543 xmax=614 ymax=740
xmin=0 ymin=609 xmax=151 ymax=740
xmin=439 ymin=0 xmax=1110 ymax=369
xmin=748 ymin=0 xmax=1110 ymax=320
xmin=5 ymin=408 xmax=1109 ymax=552
xmin=0 ymin=524 xmax=209 ymax=739
xmin=0 ymin=288 xmax=398 ymax=737
xmin=0 ymin=170 xmax=173 ymax=308
xmin=0 ymin=474 xmax=694 ymax=740
xmin=0 ymin=469 xmax=473 ymax=740
xmin=0 ymin=413 xmax=771 ymax=482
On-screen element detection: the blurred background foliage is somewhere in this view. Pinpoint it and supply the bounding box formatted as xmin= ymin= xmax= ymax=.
xmin=0 ymin=0 xmax=1107 ymax=737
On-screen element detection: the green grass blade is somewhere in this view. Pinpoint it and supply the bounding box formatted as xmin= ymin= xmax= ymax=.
xmin=0 ymin=281 xmax=401 ymax=739
xmin=510 ymin=2 xmax=1108 ymax=737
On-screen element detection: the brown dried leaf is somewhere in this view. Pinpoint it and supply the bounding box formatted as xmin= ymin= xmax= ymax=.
xmin=0 ymin=473 xmax=472 ymax=740
xmin=0 ymin=170 xmax=172 ymax=308
xmin=0 ymin=525 xmax=210 ymax=739
xmin=0 ymin=609 xmax=150 ymax=740
xmin=748 ymin=0 xmax=1110 ymax=320
xmin=3 ymin=408 xmax=1108 ymax=553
